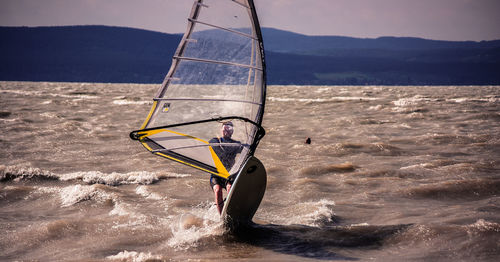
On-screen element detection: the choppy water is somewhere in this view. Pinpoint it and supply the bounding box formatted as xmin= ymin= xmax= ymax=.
xmin=1 ymin=81 xmax=499 ymax=261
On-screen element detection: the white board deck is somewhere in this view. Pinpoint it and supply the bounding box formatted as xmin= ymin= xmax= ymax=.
xmin=221 ymin=156 xmax=267 ymax=228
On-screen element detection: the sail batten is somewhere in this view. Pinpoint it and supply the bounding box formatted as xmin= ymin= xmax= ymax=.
xmin=173 ymin=56 xmax=262 ymax=70
xmin=187 ymin=18 xmax=257 ymax=40
xmin=231 ymin=0 xmax=251 ymax=9
xmin=131 ymin=0 xmax=266 ymax=178
xmin=152 ymin=143 xmax=249 ymax=153
xmin=153 ymin=97 xmax=263 ymax=106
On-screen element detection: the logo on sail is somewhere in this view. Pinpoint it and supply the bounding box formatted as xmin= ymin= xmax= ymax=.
xmin=162 ymin=103 xmax=171 ymax=113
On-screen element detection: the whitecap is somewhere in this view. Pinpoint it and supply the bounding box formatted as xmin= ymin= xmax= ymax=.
xmin=0 ymin=165 xmax=57 ymax=181
xmin=368 ymin=105 xmax=383 ymax=111
xmin=392 ymin=95 xmax=439 ymax=107
xmin=59 ymin=184 xmax=112 ymax=207
xmin=0 ymin=89 xmax=43 ymax=96
xmin=106 ymin=250 xmax=161 ymax=262
xmin=39 ymin=112 xmax=60 ymax=119
xmin=266 ymin=199 xmax=337 ymax=227
xmin=466 ymin=219 xmax=500 ymax=233
xmin=0 ymin=118 xmax=21 ymax=123
xmin=267 ymin=96 xmax=378 ymax=103
xmin=109 ymin=202 xmax=133 ymax=217
xmin=135 ymin=185 xmax=163 ymax=200
xmin=60 ymin=171 xmax=159 ymax=186
xmin=447 ymin=97 xmax=500 ymax=103
xmin=112 ymin=99 xmax=152 ymax=105
xmin=166 ymin=202 xmax=222 ymax=250
xmin=108 ymin=200 xmax=161 ymax=230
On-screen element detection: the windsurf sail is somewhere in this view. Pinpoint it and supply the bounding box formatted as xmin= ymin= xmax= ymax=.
xmin=130 ymin=0 xmax=266 ymax=179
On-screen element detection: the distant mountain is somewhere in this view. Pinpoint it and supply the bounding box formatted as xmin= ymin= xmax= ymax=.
xmin=0 ymin=26 xmax=180 ymax=83
xmin=262 ymin=28 xmax=500 ymax=53
xmin=1 ymin=25 xmax=499 ymax=85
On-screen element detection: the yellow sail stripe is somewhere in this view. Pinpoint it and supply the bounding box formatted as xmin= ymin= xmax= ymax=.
xmin=138 ymin=128 xmax=230 ymax=179
xmin=140 ymin=101 xmax=158 ymax=129
xmin=209 ymin=146 xmax=230 ymax=178
xmin=155 ymin=152 xmax=221 ymax=176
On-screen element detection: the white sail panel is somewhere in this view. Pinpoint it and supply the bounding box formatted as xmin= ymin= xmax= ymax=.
xmin=131 ymin=0 xmax=266 ymax=178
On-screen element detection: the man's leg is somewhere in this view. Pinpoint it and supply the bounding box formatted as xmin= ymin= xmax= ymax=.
xmin=213 ymin=184 xmax=224 ymax=214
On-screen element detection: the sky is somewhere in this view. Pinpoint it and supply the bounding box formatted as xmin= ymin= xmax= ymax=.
xmin=1 ymin=0 xmax=499 ymax=41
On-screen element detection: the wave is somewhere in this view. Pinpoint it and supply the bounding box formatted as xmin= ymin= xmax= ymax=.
xmin=59 ymin=184 xmax=160 ymax=231
xmin=418 ymin=133 xmax=484 ymax=145
xmin=392 ymin=95 xmax=440 ymax=107
xmin=320 ymin=142 xmax=404 ymax=157
xmin=465 ymin=112 xmax=500 ymax=121
xmin=135 ymin=185 xmax=163 ymax=200
xmin=447 ymin=96 xmax=500 ymax=103
xmin=402 ymin=179 xmax=500 ymax=200
xmin=106 ymin=250 xmax=161 ymax=262
xmin=231 ymin=223 xmax=412 ymax=260
xmin=466 ymin=219 xmax=500 ymax=233
xmin=112 ymin=99 xmax=152 ymax=105
xmin=0 ymin=89 xmax=43 ymax=96
xmin=112 ymin=96 xmax=152 ymax=105
xmin=56 ymin=93 xmax=98 ymax=100
xmin=59 ymin=184 xmax=113 ymax=207
xmin=262 ymin=199 xmax=338 ymax=227
xmin=386 ymin=220 xmax=500 ymax=259
xmin=166 ymin=202 xmax=223 ymax=250
xmin=0 ymin=88 xmax=99 ymax=100
xmin=299 ymin=199 xmax=338 ymax=227
xmin=298 ymin=162 xmax=356 ymax=176
xmin=0 ymin=165 xmax=58 ymax=181
xmin=60 ymin=171 xmax=161 ymax=186
xmin=354 ymin=169 xmax=425 ymax=179
xmin=267 ymin=96 xmax=379 ymax=103
xmin=1 ymin=165 xmax=191 ymax=187
xmin=0 ymin=111 xmax=11 ymax=118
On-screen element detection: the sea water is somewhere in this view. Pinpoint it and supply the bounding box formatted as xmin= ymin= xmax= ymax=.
xmin=1 ymin=82 xmax=499 ymax=261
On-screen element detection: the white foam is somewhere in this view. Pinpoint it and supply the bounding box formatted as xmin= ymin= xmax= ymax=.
xmin=400 ymin=163 xmax=427 ymax=170
xmin=36 ymin=186 xmax=60 ymax=194
xmin=0 ymin=118 xmax=20 ymax=123
xmin=59 ymin=184 xmax=112 ymax=207
xmin=106 ymin=250 xmax=161 ymax=262
xmin=392 ymin=95 xmax=440 ymax=107
xmin=135 ymin=185 xmax=163 ymax=200
xmin=108 ymin=201 xmax=160 ymax=231
xmin=315 ymin=87 xmax=333 ymax=93
xmin=166 ymin=202 xmax=222 ymax=250
xmin=447 ymin=96 xmax=500 ymax=103
xmin=466 ymin=219 xmax=500 ymax=233
xmin=0 ymin=87 xmax=101 ymax=101
xmin=267 ymin=199 xmax=336 ymax=227
xmin=60 ymin=171 xmax=159 ymax=186
xmin=57 ymin=93 xmax=98 ymax=100
xmin=0 ymin=89 xmax=42 ymax=96
xmin=0 ymin=165 xmax=57 ymax=181
xmin=109 ymin=202 xmax=136 ymax=218
xmin=112 ymin=99 xmax=152 ymax=105
xmin=350 ymin=223 xmax=370 ymax=226
xmin=268 ymin=96 xmax=379 ymax=103
xmin=368 ymin=105 xmax=383 ymax=111
xmin=302 ymin=199 xmax=337 ymax=226
xmin=39 ymin=112 xmax=60 ymax=119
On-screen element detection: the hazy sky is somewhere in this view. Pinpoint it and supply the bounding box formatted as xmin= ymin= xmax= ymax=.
xmin=1 ymin=0 xmax=499 ymax=41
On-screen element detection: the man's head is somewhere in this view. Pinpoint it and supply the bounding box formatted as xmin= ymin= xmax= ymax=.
xmin=221 ymin=121 xmax=234 ymax=139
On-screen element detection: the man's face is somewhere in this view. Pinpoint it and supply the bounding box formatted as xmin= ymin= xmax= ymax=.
xmin=221 ymin=124 xmax=234 ymax=139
